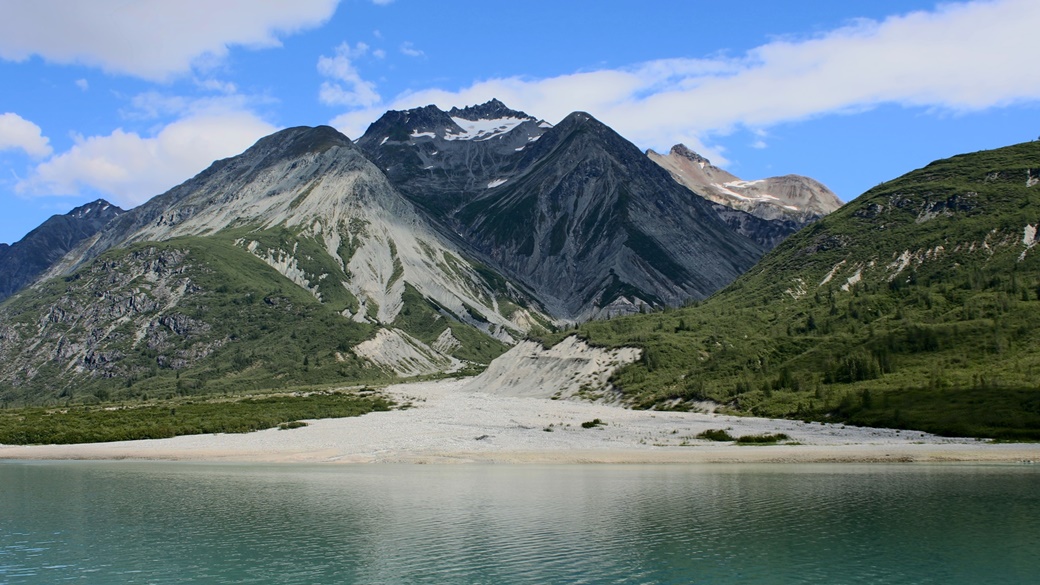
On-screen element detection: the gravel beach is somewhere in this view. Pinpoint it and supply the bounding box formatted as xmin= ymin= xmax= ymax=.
xmin=2 ymin=378 xmax=1038 ymax=464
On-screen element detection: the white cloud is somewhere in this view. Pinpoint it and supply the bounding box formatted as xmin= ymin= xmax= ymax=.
xmin=195 ymin=78 xmax=239 ymax=95
xmin=0 ymin=113 xmax=53 ymax=158
xmin=399 ymin=42 xmax=424 ymax=58
xmin=331 ymin=0 xmax=1040 ymax=152
xmin=17 ymin=112 xmax=277 ymax=207
xmin=0 ymin=0 xmax=339 ymax=80
xmin=318 ymin=42 xmax=381 ymax=107
xmin=75 ymin=78 xmax=89 ymax=91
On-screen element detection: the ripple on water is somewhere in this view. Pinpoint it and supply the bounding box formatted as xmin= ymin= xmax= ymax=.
xmin=1 ymin=463 xmax=1039 ymax=584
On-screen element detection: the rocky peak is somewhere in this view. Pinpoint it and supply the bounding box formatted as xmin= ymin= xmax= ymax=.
xmin=448 ymin=99 xmax=533 ymax=121
xmin=0 ymin=198 xmax=125 ymax=301
xmin=648 ymin=143 xmax=842 ymax=229
xmin=669 ymin=143 xmax=712 ymax=165
xmin=66 ymin=199 xmax=124 ymax=221
xmin=356 ymin=105 xmax=463 ymax=147
xmin=245 ymin=125 xmax=353 ymax=162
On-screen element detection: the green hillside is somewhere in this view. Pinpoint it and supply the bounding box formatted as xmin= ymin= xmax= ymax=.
xmin=558 ymin=140 xmax=1040 ymax=439
xmin=0 ymin=230 xmax=509 ymax=407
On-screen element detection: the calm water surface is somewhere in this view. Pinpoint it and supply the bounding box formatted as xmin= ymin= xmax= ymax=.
xmin=1 ymin=462 xmax=1037 ymax=584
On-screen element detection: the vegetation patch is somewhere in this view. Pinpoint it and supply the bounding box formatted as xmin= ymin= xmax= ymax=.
xmin=563 ymin=141 xmax=1040 ymax=440
xmin=0 ymin=391 xmax=392 ymax=445
xmin=697 ymin=428 xmax=735 ymax=442
xmin=736 ymin=432 xmax=790 ymax=444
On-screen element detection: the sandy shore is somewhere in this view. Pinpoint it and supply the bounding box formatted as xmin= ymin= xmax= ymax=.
xmin=2 ymin=378 xmax=1038 ymax=464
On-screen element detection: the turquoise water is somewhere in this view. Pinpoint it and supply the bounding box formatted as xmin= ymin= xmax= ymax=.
xmin=1 ymin=462 xmax=1037 ymax=584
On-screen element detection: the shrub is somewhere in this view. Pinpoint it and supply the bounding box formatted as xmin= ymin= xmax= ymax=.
xmin=581 ymin=418 xmax=605 ymax=429
xmin=697 ymin=428 xmax=735 ymax=441
xmin=736 ymin=432 xmax=790 ymax=444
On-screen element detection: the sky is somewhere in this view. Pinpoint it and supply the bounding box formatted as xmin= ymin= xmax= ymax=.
xmin=2 ymin=0 xmax=1040 ymax=244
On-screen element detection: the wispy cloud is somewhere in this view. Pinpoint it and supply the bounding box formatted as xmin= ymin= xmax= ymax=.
xmin=74 ymin=79 xmax=89 ymax=92
xmin=399 ymin=42 xmax=424 ymax=58
xmin=331 ymin=0 xmax=1040 ymax=154
xmin=318 ymin=42 xmax=382 ymax=107
xmin=0 ymin=113 xmax=53 ymax=158
xmin=0 ymin=0 xmax=340 ymax=81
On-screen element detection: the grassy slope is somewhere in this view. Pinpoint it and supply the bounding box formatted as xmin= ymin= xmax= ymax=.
xmin=0 ymin=227 xmax=514 ymax=407
xmin=553 ymin=141 xmax=1040 ymax=439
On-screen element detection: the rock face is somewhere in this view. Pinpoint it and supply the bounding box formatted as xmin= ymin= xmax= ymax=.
xmin=647 ymin=144 xmax=843 ymax=244
xmin=360 ymin=102 xmax=766 ymax=320
xmin=357 ymin=99 xmax=550 ymax=218
xmin=0 ymin=102 xmax=843 ymax=403
xmin=0 ymin=199 xmax=124 ymax=302
xmin=41 ymin=126 xmax=539 ymax=339
xmin=453 ymin=112 xmax=765 ymax=320
xmin=0 ymin=126 xmax=550 ymax=402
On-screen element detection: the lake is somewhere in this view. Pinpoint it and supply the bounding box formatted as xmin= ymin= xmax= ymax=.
xmin=1 ymin=462 xmax=1037 ymax=584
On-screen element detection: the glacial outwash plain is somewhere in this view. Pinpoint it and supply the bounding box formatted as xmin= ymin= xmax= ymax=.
xmin=2 ymin=101 xmax=1040 ymax=464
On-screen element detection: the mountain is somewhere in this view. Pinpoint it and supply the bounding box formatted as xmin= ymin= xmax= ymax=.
xmin=356 ymin=98 xmax=551 ymax=218
xmin=359 ymin=102 xmax=767 ymax=320
xmin=0 ymin=126 xmax=550 ymax=405
xmin=453 ymin=112 xmax=766 ymax=320
xmin=560 ymin=140 xmax=1040 ymax=438
xmin=0 ymin=199 xmax=124 ymax=302
xmin=648 ymin=144 xmax=843 ymax=242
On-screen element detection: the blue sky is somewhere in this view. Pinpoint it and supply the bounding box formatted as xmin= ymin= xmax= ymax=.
xmin=2 ymin=0 xmax=1039 ymax=244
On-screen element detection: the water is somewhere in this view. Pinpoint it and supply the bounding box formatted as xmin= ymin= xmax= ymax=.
xmin=1 ymin=462 xmax=1037 ymax=584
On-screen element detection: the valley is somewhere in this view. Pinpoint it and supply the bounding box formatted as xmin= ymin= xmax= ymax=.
xmin=1 ymin=100 xmax=1038 ymax=444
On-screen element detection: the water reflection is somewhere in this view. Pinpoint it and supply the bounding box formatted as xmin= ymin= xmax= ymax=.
xmin=1 ymin=463 xmax=1038 ymax=584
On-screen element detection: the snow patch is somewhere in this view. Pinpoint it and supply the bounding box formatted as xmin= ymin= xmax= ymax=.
xmin=486 ymin=178 xmax=507 ymax=189
xmin=410 ymin=131 xmax=435 ymax=139
xmin=445 ymin=117 xmax=527 ymax=141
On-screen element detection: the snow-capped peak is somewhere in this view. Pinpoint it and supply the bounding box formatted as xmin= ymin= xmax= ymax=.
xmin=445 ymin=116 xmax=530 ymax=141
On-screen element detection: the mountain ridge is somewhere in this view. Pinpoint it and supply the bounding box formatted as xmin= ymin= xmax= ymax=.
xmin=560 ymin=139 xmax=1040 ymax=438
xmin=0 ymin=199 xmax=124 ymax=302
xmin=648 ymin=143 xmax=843 ymax=226
xmin=359 ymin=103 xmax=779 ymax=320
xmin=0 ymin=124 xmax=553 ymax=404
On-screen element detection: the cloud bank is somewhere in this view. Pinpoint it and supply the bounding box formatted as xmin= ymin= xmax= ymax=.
xmin=0 ymin=0 xmax=339 ymax=80
xmin=18 ymin=111 xmax=276 ymax=207
xmin=332 ymin=0 xmax=1040 ymax=153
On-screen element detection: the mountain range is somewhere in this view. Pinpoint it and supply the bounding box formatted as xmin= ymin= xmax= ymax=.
xmin=0 ymin=100 xmax=837 ymax=407
xmin=2 ymin=99 xmax=1036 ymax=439
xmin=566 ymin=139 xmax=1040 ymax=438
